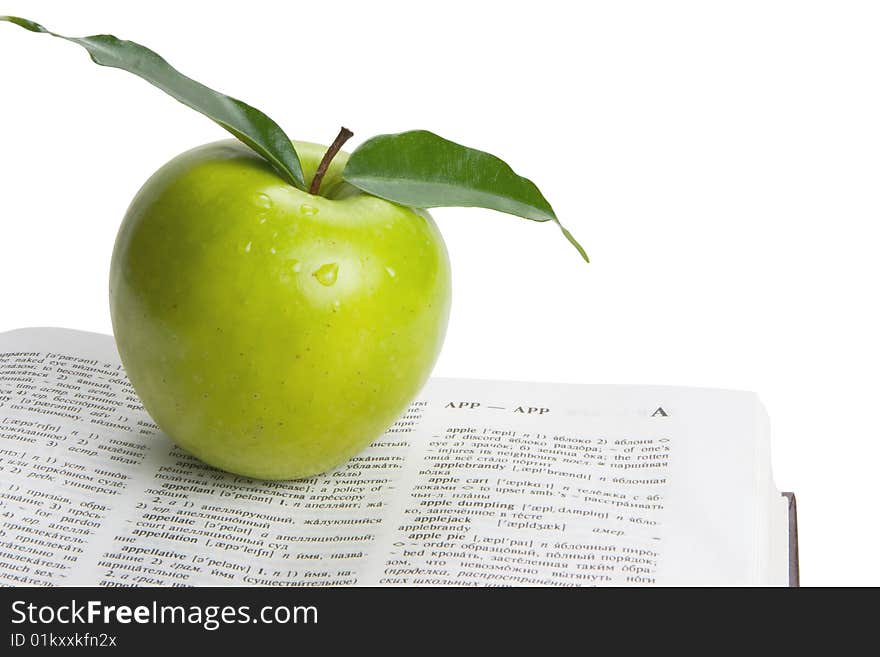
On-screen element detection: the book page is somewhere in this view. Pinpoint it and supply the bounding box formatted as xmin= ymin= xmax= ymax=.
xmin=0 ymin=328 xmax=781 ymax=586
xmin=372 ymin=379 xmax=780 ymax=586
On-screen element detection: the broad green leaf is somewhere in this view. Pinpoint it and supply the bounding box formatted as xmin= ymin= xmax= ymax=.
xmin=343 ymin=130 xmax=588 ymax=262
xmin=0 ymin=16 xmax=306 ymax=189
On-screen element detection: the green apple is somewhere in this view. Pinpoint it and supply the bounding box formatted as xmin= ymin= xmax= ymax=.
xmin=7 ymin=15 xmax=587 ymax=480
xmin=110 ymin=140 xmax=451 ymax=479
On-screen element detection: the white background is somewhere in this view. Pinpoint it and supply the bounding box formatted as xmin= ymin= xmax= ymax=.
xmin=1 ymin=1 xmax=877 ymax=585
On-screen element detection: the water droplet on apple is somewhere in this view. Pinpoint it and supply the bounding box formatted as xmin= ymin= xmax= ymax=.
xmin=258 ymin=217 xmax=267 ymax=225
xmin=269 ymin=247 xmax=277 ymax=255
xmin=300 ymin=204 xmax=319 ymax=216
xmin=312 ymin=263 xmax=339 ymax=286
xmin=290 ymin=260 xmax=302 ymax=273
xmin=385 ymin=266 xmax=397 ymax=278
xmin=333 ymin=300 xmax=341 ymax=310
xmin=242 ymin=241 xmax=253 ymax=253
xmin=256 ymin=193 xmax=273 ymax=209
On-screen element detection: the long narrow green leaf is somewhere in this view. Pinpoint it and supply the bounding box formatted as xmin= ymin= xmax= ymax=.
xmin=1 ymin=16 xmax=305 ymax=189
xmin=343 ymin=130 xmax=588 ymax=262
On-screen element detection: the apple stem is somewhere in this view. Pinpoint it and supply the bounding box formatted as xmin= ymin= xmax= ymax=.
xmin=309 ymin=126 xmax=354 ymax=195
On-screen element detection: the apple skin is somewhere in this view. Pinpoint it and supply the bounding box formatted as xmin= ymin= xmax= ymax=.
xmin=110 ymin=140 xmax=451 ymax=479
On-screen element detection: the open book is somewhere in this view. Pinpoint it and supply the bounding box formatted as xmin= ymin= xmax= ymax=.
xmin=0 ymin=328 xmax=796 ymax=586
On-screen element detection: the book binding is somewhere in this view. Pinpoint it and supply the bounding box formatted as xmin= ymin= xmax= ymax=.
xmin=782 ymin=492 xmax=799 ymax=587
